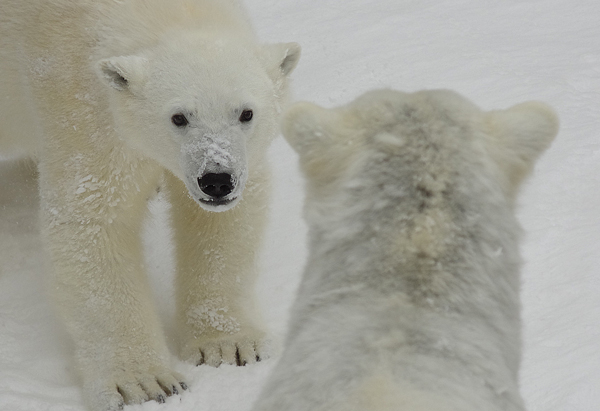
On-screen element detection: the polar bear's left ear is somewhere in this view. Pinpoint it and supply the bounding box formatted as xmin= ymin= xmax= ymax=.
xmin=263 ymin=42 xmax=301 ymax=80
xmin=281 ymin=101 xmax=332 ymax=155
xmin=96 ymin=55 xmax=149 ymax=94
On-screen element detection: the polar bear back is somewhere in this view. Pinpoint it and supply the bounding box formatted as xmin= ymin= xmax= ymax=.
xmin=251 ymin=89 xmax=557 ymax=411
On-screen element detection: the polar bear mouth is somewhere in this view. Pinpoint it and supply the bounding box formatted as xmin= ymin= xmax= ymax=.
xmin=198 ymin=196 xmax=238 ymax=208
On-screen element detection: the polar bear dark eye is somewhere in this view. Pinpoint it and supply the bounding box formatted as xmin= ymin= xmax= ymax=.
xmin=239 ymin=109 xmax=253 ymax=123
xmin=171 ymin=114 xmax=189 ymax=127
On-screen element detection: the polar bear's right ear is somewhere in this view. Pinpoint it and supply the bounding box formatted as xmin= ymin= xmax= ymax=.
xmin=96 ymin=56 xmax=149 ymax=94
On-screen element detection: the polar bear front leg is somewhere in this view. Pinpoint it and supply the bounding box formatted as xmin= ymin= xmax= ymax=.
xmin=166 ymin=171 xmax=270 ymax=367
xmin=39 ymin=158 xmax=186 ymax=411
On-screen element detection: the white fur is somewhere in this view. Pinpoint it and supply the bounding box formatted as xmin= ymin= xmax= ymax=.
xmin=252 ymin=89 xmax=558 ymax=411
xmin=0 ymin=1 xmax=300 ymax=410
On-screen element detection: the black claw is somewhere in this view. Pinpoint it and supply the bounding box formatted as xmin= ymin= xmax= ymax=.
xmin=156 ymin=394 xmax=166 ymax=404
xmin=171 ymin=385 xmax=179 ymax=395
xmin=180 ymin=382 xmax=189 ymax=391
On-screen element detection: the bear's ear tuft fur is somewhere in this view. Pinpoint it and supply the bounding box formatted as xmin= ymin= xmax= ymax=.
xmin=264 ymin=42 xmax=301 ymax=80
xmin=97 ymin=55 xmax=149 ymax=94
xmin=485 ymin=101 xmax=559 ymax=191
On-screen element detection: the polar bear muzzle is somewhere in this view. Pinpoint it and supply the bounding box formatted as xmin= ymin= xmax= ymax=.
xmin=198 ymin=172 xmax=234 ymax=199
xmin=194 ymin=167 xmax=243 ymax=211
xmin=180 ymin=130 xmax=249 ymax=212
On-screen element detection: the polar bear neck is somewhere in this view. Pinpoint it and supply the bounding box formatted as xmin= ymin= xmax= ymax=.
xmin=301 ymin=146 xmax=522 ymax=315
xmin=294 ymin=149 xmax=525 ymax=383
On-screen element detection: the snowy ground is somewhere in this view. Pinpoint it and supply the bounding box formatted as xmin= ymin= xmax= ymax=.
xmin=1 ymin=0 xmax=599 ymax=410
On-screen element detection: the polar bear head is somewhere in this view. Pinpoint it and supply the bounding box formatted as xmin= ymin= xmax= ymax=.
xmin=97 ymin=33 xmax=300 ymax=212
xmin=280 ymin=89 xmax=558 ymax=218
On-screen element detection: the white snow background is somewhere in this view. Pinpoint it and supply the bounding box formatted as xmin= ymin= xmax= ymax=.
xmin=1 ymin=0 xmax=599 ymax=410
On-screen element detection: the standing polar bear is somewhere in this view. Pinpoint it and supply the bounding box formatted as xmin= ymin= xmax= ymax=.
xmin=0 ymin=0 xmax=300 ymax=409
xmin=252 ymin=89 xmax=558 ymax=411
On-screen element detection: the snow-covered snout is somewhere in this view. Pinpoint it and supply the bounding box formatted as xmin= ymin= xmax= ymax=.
xmin=179 ymin=120 xmax=250 ymax=211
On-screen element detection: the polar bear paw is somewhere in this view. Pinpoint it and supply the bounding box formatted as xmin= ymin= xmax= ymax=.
xmin=181 ymin=334 xmax=271 ymax=367
xmin=86 ymin=367 xmax=188 ymax=411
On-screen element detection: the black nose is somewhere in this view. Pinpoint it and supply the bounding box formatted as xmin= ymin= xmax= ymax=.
xmin=198 ymin=173 xmax=233 ymax=198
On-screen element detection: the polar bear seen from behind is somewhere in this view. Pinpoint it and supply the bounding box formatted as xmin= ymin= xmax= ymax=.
xmin=251 ymin=89 xmax=558 ymax=411
xmin=0 ymin=0 xmax=300 ymax=410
